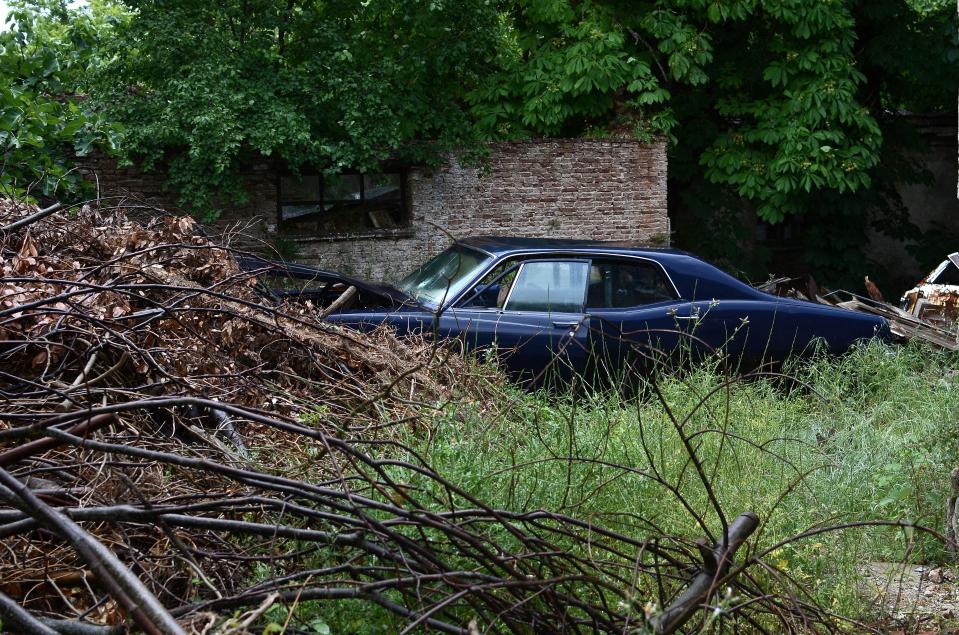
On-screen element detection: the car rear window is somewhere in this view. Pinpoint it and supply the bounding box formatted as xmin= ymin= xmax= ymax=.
xmin=586 ymin=259 xmax=677 ymax=309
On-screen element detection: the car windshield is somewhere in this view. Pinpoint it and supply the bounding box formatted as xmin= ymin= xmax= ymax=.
xmin=396 ymin=245 xmax=491 ymax=307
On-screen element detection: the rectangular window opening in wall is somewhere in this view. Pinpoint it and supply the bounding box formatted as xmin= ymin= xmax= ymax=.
xmin=278 ymin=170 xmax=409 ymax=236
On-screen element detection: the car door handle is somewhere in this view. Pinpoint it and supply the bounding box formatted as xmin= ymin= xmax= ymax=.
xmin=552 ymin=320 xmax=581 ymax=329
xmin=673 ymin=315 xmax=700 ymax=321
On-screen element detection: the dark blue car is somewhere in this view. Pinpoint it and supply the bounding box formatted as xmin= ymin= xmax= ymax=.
xmin=244 ymin=238 xmax=891 ymax=383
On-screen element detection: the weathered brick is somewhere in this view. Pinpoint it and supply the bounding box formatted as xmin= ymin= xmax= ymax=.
xmin=75 ymin=139 xmax=668 ymax=281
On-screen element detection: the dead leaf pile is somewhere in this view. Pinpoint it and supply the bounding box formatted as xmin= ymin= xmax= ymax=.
xmin=0 ymin=198 xmax=500 ymax=628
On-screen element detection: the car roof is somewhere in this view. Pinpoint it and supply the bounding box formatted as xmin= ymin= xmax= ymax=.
xmin=457 ymin=236 xmax=693 ymax=260
xmin=456 ymin=236 xmax=769 ymax=301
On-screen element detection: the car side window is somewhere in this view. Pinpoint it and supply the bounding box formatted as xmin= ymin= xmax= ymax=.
xmin=504 ymin=261 xmax=589 ymax=313
xmin=586 ymin=259 xmax=677 ymax=309
xmin=459 ymin=261 xmax=519 ymax=309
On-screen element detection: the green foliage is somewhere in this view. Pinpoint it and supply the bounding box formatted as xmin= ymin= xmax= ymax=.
xmin=246 ymin=341 xmax=956 ymax=630
xmin=91 ymin=0 xmax=505 ymax=218
xmin=468 ymin=2 xmax=661 ymax=139
xmin=0 ymin=3 xmax=118 ymax=200
xmin=468 ymin=0 xmax=958 ymax=286
xmin=263 ymin=598 xmax=395 ymax=634
xmin=697 ymin=2 xmax=881 ymax=222
xmin=678 ymin=0 xmax=956 ymax=285
xmin=468 ymin=1 xmax=681 ymax=139
xmin=7 ymin=0 xmax=954 ymax=285
xmin=468 ymin=1 xmax=887 ymax=218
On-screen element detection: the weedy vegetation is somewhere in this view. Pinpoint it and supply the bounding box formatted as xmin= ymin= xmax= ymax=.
xmin=3 ymin=199 xmax=958 ymax=634
xmin=297 ymin=341 xmax=959 ymax=632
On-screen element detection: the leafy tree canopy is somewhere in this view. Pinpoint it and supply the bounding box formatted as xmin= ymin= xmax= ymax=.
xmin=5 ymin=0 xmax=956 ymax=285
xmin=87 ymin=0 xmax=505 ymax=216
xmin=466 ymin=0 xmax=957 ymax=285
xmin=0 ymin=1 xmax=118 ymax=201
xmin=469 ymin=0 xmax=956 ymax=220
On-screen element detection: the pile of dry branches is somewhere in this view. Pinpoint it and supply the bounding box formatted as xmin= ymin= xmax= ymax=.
xmin=0 ymin=198 xmax=922 ymax=634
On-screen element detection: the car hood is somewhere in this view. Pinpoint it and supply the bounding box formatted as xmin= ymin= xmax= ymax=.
xmin=235 ymin=256 xmax=420 ymax=308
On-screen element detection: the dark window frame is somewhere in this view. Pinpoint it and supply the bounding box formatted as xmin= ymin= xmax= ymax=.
xmin=456 ymin=257 xmax=591 ymax=314
xmin=276 ymin=168 xmax=410 ymax=228
xmin=456 ymin=260 xmax=524 ymax=310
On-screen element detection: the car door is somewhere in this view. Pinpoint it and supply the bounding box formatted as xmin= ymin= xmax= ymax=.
xmin=681 ymin=297 xmax=781 ymax=369
xmin=583 ymin=257 xmax=697 ymax=376
xmin=439 ymin=258 xmax=592 ymax=385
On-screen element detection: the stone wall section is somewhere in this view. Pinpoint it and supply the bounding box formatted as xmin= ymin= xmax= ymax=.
xmin=77 ymin=139 xmax=669 ymax=282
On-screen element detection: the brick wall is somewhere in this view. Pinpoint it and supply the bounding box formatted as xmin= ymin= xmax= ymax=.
xmin=78 ymin=139 xmax=669 ymax=281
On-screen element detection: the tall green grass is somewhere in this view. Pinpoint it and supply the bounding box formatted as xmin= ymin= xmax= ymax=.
xmin=390 ymin=341 xmax=959 ymax=622
xmin=282 ymin=341 xmax=958 ymax=631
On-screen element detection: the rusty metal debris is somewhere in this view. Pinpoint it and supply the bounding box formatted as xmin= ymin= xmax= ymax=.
xmin=900 ymin=252 xmax=959 ymax=330
xmin=756 ymin=274 xmax=823 ymax=303
xmin=833 ymin=295 xmax=959 ymax=351
xmin=759 ymin=257 xmax=959 ymax=352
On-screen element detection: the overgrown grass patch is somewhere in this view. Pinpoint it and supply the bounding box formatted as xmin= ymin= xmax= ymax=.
xmin=389 ymin=341 xmax=959 ymax=621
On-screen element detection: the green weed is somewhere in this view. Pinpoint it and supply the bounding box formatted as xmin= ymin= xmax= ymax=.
xmin=392 ymin=341 xmax=959 ymax=623
xmin=286 ymin=341 xmax=959 ymax=630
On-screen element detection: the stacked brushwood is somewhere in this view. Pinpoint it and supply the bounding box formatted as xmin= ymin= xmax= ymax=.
xmin=0 ymin=199 xmax=483 ymax=418
xmin=0 ymin=199 xmax=501 ymax=632
xmin=0 ymin=199 xmax=894 ymax=634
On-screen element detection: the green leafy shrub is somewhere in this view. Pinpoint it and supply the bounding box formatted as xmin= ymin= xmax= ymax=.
xmin=0 ymin=3 xmax=118 ymax=201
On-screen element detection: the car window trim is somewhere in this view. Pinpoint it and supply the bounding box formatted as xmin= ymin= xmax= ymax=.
xmin=401 ymin=243 xmax=494 ymax=310
xmin=502 ymin=258 xmax=591 ymax=314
